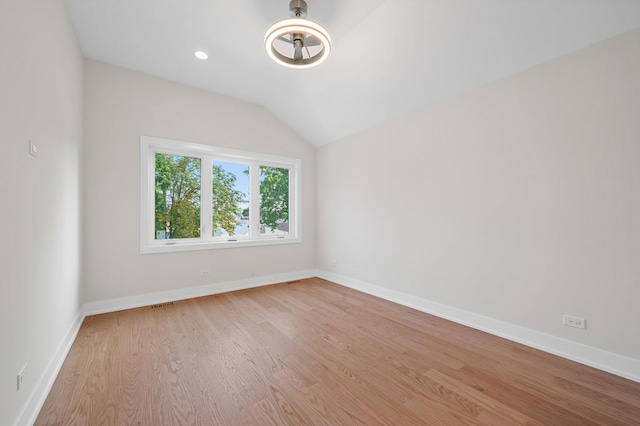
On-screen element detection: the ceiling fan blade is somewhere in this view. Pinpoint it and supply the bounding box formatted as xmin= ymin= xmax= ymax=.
xmin=293 ymin=46 xmax=303 ymax=61
xmin=304 ymin=35 xmax=322 ymax=47
xmin=277 ymin=36 xmax=293 ymax=44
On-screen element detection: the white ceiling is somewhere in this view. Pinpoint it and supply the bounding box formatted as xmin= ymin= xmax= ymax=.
xmin=65 ymin=0 xmax=640 ymax=146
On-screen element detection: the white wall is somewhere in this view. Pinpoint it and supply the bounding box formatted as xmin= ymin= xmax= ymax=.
xmin=318 ymin=29 xmax=640 ymax=362
xmin=0 ymin=1 xmax=84 ymax=425
xmin=82 ymin=60 xmax=316 ymax=304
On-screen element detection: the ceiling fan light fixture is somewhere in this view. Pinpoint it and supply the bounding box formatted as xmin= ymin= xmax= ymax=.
xmin=265 ymin=1 xmax=331 ymax=69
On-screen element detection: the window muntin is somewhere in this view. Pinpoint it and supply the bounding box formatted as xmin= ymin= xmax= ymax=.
xmin=141 ymin=136 xmax=301 ymax=253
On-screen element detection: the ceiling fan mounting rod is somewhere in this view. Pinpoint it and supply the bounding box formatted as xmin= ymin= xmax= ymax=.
xmin=289 ymin=0 xmax=308 ymax=18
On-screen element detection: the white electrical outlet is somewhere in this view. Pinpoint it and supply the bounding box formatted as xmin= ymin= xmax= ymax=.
xmin=200 ymin=269 xmax=210 ymax=277
xmin=17 ymin=365 xmax=27 ymax=391
xmin=563 ymin=314 xmax=586 ymax=329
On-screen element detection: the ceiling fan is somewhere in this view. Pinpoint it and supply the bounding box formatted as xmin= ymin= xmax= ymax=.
xmin=264 ymin=0 xmax=331 ymax=69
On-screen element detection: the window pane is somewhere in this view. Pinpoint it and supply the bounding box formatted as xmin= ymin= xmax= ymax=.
xmin=212 ymin=161 xmax=249 ymax=238
xmin=155 ymin=154 xmax=201 ymax=239
xmin=259 ymin=166 xmax=289 ymax=235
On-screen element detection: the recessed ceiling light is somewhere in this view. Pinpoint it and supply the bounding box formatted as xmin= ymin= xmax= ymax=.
xmin=194 ymin=51 xmax=208 ymax=60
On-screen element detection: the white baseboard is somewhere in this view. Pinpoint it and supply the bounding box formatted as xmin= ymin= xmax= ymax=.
xmin=14 ymin=311 xmax=84 ymax=426
xmin=16 ymin=268 xmax=638 ymax=426
xmin=317 ymin=270 xmax=640 ymax=383
xmin=83 ymin=269 xmax=319 ymax=316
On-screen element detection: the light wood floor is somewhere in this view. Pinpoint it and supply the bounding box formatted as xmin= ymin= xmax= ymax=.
xmin=37 ymin=278 xmax=640 ymax=425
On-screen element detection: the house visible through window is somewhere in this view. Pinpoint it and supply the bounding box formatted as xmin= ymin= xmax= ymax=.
xmin=141 ymin=136 xmax=301 ymax=253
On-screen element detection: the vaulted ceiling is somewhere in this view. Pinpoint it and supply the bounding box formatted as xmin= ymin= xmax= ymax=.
xmin=65 ymin=0 xmax=640 ymax=146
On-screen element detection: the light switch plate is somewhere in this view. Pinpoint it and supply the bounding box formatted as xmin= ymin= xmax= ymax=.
xmin=29 ymin=140 xmax=38 ymax=157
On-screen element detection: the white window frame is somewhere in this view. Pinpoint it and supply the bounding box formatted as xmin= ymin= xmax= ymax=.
xmin=140 ymin=135 xmax=301 ymax=254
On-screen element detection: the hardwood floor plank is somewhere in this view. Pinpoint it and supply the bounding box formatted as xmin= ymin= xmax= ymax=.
xmin=423 ymin=368 xmax=543 ymax=425
xmin=36 ymin=278 xmax=640 ymax=425
xmin=452 ymin=364 xmax=606 ymax=424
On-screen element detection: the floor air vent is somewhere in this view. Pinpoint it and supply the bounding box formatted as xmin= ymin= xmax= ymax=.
xmin=151 ymin=302 xmax=174 ymax=309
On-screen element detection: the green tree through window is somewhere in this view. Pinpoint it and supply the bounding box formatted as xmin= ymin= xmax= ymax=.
xmin=212 ymin=163 xmax=246 ymax=236
xmin=155 ymin=154 xmax=201 ymax=239
xmin=260 ymin=166 xmax=289 ymax=233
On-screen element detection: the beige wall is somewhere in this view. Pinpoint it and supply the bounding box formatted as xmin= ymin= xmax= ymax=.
xmin=317 ymin=29 xmax=640 ymax=360
xmin=0 ymin=0 xmax=84 ymax=424
xmin=82 ymin=60 xmax=316 ymax=303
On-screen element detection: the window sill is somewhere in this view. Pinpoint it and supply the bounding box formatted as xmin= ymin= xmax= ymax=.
xmin=141 ymin=236 xmax=302 ymax=254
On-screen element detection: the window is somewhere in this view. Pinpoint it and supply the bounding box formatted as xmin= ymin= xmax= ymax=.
xmin=141 ymin=136 xmax=301 ymax=253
